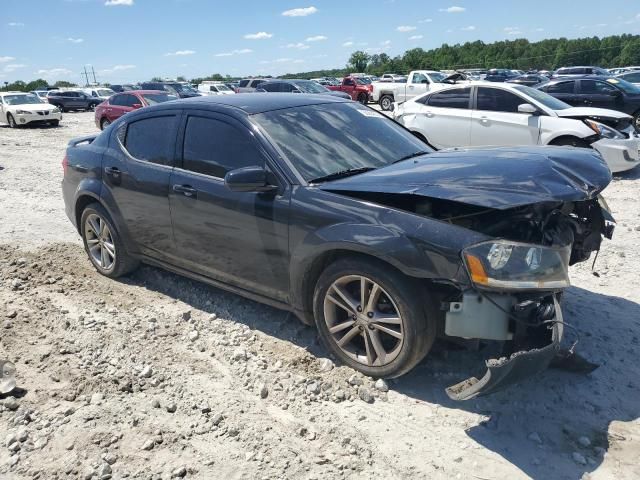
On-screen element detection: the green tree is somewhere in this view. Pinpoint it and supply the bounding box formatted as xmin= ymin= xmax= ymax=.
xmin=348 ymin=51 xmax=370 ymax=72
xmin=53 ymin=80 xmax=77 ymax=88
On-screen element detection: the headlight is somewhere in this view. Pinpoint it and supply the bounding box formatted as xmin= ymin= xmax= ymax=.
xmin=584 ymin=119 xmax=624 ymax=139
xmin=463 ymin=240 xmax=570 ymax=290
xmin=51 ymin=107 xmax=60 ymax=113
xmin=15 ymin=110 xmax=33 ymax=115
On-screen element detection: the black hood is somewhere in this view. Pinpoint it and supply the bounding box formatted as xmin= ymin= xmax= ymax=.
xmin=320 ymin=146 xmax=612 ymax=210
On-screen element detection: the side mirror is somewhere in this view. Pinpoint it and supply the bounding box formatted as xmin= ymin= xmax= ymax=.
xmin=518 ymin=103 xmax=538 ymax=115
xmin=132 ymin=103 xmax=143 ymax=109
xmin=224 ymin=166 xmax=277 ymax=193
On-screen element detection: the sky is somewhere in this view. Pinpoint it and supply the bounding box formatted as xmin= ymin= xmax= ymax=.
xmin=1 ymin=0 xmax=639 ymax=85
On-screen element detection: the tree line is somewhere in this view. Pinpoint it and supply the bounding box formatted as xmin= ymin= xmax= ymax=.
xmin=2 ymin=34 xmax=638 ymax=91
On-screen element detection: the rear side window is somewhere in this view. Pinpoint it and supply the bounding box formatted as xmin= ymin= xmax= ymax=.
xmin=250 ymin=80 xmax=264 ymax=88
xmin=476 ymin=87 xmax=528 ymax=113
xmin=182 ymin=116 xmax=263 ymax=178
xmin=238 ymin=80 xmax=249 ymax=88
xmin=427 ymin=87 xmax=471 ymax=109
xmin=546 ymin=81 xmax=574 ymax=94
xmin=123 ymin=115 xmax=177 ymax=165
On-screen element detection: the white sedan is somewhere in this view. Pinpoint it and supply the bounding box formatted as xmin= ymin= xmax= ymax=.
xmin=0 ymin=92 xmax=62 ymax=128
xmin=393 ymin=82 xmax=640 ymax=173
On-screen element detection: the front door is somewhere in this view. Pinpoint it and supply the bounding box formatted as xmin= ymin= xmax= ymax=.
xmin=576 ymin=80 xmax=622 ymax=109
xmin=169 ymin=112 xmax=290 ymax=301
xmin=470 ymin=87 xmax=541 ymax=147
xmin=100 ymin=112 xmax=179 ymax=260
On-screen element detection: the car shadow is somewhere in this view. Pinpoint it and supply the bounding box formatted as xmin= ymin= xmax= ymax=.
xmin=122 ymin=266 xmax=639 ymax=479
xmin=613 ymin=166 xmax=640 ymax=181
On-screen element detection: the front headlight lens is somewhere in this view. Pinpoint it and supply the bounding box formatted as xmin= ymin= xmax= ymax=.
xmin=584 ymin=119 xmax=624 ymax=139
xmin=15 ymin=110 xmax=33 ymax=114
xmin=464 ymin=240 xmax=570 ymax=289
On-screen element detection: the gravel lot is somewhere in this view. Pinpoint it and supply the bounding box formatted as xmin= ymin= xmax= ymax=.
xmin=1 ymin=111 xmax=639 ymax=480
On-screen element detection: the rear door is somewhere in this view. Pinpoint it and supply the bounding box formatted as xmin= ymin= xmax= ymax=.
xmin=470 ymin=86 xmax=541 ymax=147
xmin=100 ymin=111 xmax=179 ymax=260
xmin=168 ymin=111 xmax=290 ymax=301
xmin=412 ymin=87 xmax=472 ymax=148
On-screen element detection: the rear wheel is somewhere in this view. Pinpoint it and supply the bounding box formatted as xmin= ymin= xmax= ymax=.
xmin=313 ymin=258 xmax=436 ymax=378
xmin=80 ymin=203 xmax=139 ymax=278
xmin=57 ymin=104 xmax=65 ymax=113
xmin=379 ymin=95 xmax=394 ymax=111
xmin=357 ymin=93 xmax=368 ymax=105
xmin=6 ymin=113 xmax=17 ymax=128
xmin=100 ymin=118 xmax=111 ymax=130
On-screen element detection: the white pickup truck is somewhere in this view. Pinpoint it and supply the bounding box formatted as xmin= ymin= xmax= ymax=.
xmin=372 ymin=70 xmax=451 ymax=111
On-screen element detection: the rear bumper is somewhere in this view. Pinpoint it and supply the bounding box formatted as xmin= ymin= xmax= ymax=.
xmin=445 ymin=295 xmax=564 ymax=401
xmin=592 ymin=134 xmax=640 ymax=173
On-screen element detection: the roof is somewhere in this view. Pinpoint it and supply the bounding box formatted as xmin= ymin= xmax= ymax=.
xmin=0 ymin=91 xmax=28 ymax=95
xmin=175 ymin=93 xmax=349 ymax=114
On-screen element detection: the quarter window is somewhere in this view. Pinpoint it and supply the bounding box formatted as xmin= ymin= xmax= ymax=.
xmin=124 ymin=115 xmax=177 ymax=165
xmin=477 ymin=87 xmax=529 ymax=113
xmin=426 ymin=88 xmax=471 ymax=109
xmin=182 ymin=116 xmax=263 ymax=178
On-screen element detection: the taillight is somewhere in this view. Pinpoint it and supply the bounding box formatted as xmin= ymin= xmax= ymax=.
xmin=62 ymin=154 xmax=68 ymax=175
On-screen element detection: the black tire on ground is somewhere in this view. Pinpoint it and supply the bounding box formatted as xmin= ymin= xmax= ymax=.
xmin=80 ymin=202 xmax=139 ymax=278
xmin=379 ymin=95 xmax=394 ymax=111
xmin=100 ymin=118 xmax=111 ymax=130
xmin=633 ymin=111 xmax=640 ymax=133
xmin=357 ymin=93 xmax=368 ymax=105
xmin=550 ymin=136 xmax=590 ymax=148
xmin=56 ymin=104 xmax=65 ymax=113
xmin=51 ymin=120 xmax=60 ymax=127
xmin=6 ymin=113 xmax=17 ymax=128
xmin=313 ymin=257 xmax=437 ymax=379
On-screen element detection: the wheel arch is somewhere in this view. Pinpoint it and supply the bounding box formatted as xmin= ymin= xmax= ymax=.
xmin=545 ymin=133 xmax=591 ymax=147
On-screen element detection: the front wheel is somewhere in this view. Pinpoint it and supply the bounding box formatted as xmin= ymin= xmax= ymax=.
xmin=80 ymin=203 xmax=139 ymax=278
xmin=633 ymin=111 xmax=640 ymax=133
xmin=51 ymin=120 xmax=60 ymax=127
xmin=357 ymin=93 xmax=368 ymax=105
xmin=313 ymin=258 xmax=436 ymax=378
xmin=100 ymin=118 xmax=111 ymax=130
xmin=379 ymin=95 xmax=394 ymax=111
xmin=6 ymin=113 xmax=17 ymax=128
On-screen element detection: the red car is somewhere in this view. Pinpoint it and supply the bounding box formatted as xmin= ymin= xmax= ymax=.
xmin=326 ymin=76 xmax=373 ymax=104
xmin=94 ymin=90 xmax=176 ymax=130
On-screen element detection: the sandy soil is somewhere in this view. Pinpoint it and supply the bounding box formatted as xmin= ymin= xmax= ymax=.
xmin=0 ymin=112 xmax=639 ymax=480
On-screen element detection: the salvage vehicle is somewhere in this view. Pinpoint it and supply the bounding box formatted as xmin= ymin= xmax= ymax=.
xmin=235 ymin=78 xmax=269 ymax=93
xmin=94 ymin=90 xmax=176 ymax=130
xmin=139 ymin=81 xmax=201 ymax=99
xmin=372 ymin=70 xmax=453 ymax=111
xmin=47 ymin=90 xmax=102 ymax=112
xmin=0 ymin=91 xmax=62 ymax=127
xmin=83 ymin=87 xmax=115 ymax=102
xmin=537 ymin=76 xmax=640 ymax=130
xmin=394 ymin=83 xmax=639 ymax=173
xmin=552 ymin=66 xmax=611 ymax=78
xmin=257 ymin=79 xmax=351 ymax=99
xmin=326 ymin=76 xmax=373 ymax=104
xmin=197 ymin=82 xmax=235 ymax=96
xmin=62 ymin=94 xmax=614 ymax=399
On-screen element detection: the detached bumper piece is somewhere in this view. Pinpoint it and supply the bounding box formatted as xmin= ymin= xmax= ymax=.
xmin=445 ymin=298 xmax=564 ymax=401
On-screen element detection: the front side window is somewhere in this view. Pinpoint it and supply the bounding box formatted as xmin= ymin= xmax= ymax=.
xmin=119 ymin=94 xmax=139 ymax=107
xmin=253 ymin=102 xmax=432 ymax=182
xmin=427 ymin=87 xmax=471 ymax=109
xmin=580 ymin=80 xmax=617 ymax=94
xmin=238 ymin=80 xmax=249 ymax=88
xmin=260 ymin=82 xmax=279 ymax=92
xmin=182 ymin=116 xmax=263 ymax=178
xmin=477 ymin=87 xmax=529 ymax=113
xmin=412 ymin=73 xmax=428 ymax=84
xmin=344 ymin=79 xmax=355 ymax=86
xmin=123 ymin=115 xmax=177 ymax=165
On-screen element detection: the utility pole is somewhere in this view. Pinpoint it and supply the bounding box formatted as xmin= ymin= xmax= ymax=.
xmin=81 ymin=66 xmax=89 ymax=86
xmin=91 ymin=65 xmax=97 ymax=84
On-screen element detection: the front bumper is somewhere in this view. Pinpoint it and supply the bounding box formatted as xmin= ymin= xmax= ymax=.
xmin=592 ymin=133 xmax=640 ymax=173
xmin=445 ymin=294 xmax=564 ymax=400
xmin=14 ymin=111 xmax=62 ymax=125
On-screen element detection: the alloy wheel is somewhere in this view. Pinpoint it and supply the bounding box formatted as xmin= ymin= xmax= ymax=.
xmin=84 ymin=213 xmax=116 ymax=271
xmin=7 ymin=114 xmax=16 ymax=128
xmin=381 ymin=97 xmax=392 ymax=111
xmin=323 ymin=275 xmax=404 ymax=367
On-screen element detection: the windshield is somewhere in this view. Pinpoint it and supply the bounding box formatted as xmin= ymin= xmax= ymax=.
xmin=253 ymin=102 xmax=432 ymax=182
xmin=170 ymin=83 xmax=198 ymax=94
xmin=605 ymin=77 xmax=640 ymax=94
xmin=97 ymin=89 xmax=114 ymax=97
xmin=3 ymin=94 xmax=44 ymax=105
xmin=141 ymin=93 xmax=176 ymax=105
xmin=295 ymin=81 xmax=329 ymax=94
xmin=513 ymin=85 xmax=571 ymax=110
xmin=430 ymin=72 xmax=448 ymax=82
xmin=214 ymin=84 xmax=231 ymax=91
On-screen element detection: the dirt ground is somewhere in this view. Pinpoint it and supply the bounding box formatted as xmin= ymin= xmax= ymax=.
xmin=1 ymin=111 xmax=639 ymax=480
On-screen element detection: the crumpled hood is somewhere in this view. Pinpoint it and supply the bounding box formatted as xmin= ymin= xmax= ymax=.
xmin=320 ymin=146 xmax=612 ymax=210
xmin=554 ymin=106 xmax=631 ymax=120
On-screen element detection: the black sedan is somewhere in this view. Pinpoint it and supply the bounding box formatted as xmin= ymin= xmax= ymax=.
xmin=506 ymin=74 xmax=549 ymax=87
xmin=61 ymin=94 xmax=614 ymax=400
xmin=256 ymin=79 xmax=352 ymax=99
xmin=537 ymin=76 xmax=640 ymax=130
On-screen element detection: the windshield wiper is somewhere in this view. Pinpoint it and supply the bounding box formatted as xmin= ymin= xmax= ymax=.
xmin=392 ymin=151 xmax=431 ymax=164
xmin=309 ymin=167 xmax=375 ymax=184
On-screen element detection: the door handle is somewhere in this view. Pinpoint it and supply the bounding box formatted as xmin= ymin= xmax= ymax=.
xmin=425 ymin=112 xmax=434 ymax=118
xmin=104 ymin=166 xmax=121 ymax=177
xmin=480 ymin=117 xmax=489 ymax=124
xmin=173 ymin=184 xmax=197 ymax=198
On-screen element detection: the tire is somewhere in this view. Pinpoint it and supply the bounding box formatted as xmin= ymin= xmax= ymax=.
xmin=100 ymin=118 xmax=111 ymax=130
xmin=89 ymin=103 xmax=97 ymax=112
xmin=550 ymin=136 xmax=589 ymax=148
xmin=51 ymin=120 xmax=60 ymax=127
xmin=379 ymin=95 xmax=394 ymax=111
xmin=357 ymin=93 xmax=368 ymax=105
xmin=6 ymin=113 xmax=17 ymax=128
xmin=80 ymin=203 xmax=139 ymax=278
xmin=633 ymin=111 xmax=640 ymax=133
xmin=313 ymin=257 xmax=437 ymax=378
